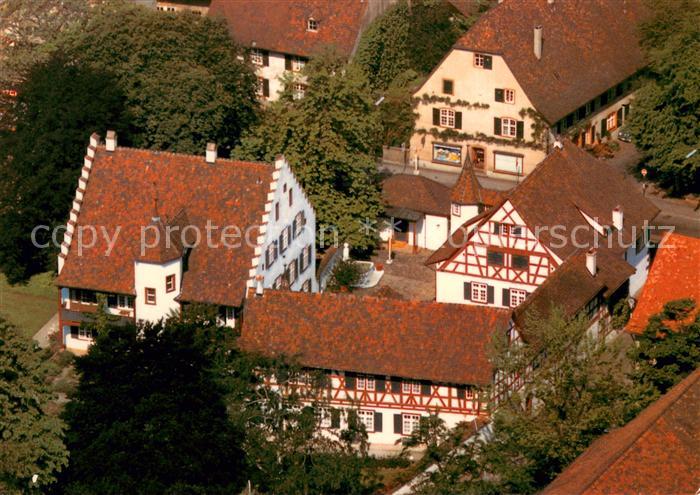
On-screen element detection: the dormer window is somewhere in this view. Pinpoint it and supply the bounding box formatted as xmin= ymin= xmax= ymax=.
xmin=307 ymin=18 xmax=318 ymax=31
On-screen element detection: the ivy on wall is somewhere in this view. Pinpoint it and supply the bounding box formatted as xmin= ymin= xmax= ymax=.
xmin=412 ymin=93 xmax=490 ymax=110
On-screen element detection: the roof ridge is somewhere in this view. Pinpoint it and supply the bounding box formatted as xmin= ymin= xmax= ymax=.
xmin=96 ymin=145 xmax=274 ymax=169
xmin=560 ymin=369 xmax=700 ymax=495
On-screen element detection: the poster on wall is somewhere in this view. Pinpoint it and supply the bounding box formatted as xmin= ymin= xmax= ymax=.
xmin=433 ymin=144 xmax=462 ymax=165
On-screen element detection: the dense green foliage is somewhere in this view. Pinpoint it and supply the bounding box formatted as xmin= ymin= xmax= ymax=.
xmin=328 ymin=260 xmax=364 ymax=292
xmin=353 ymin=0 xmax=487 ymax=146
xmin=0 ymin=318 xmax=67 ymax=492
xmin=0 ymin=55 xmax=129 ymax=283
xmin=628 ymin=298 xmax=700 ymax=403
xmin=627 ymin=0 xmax=700 ymax=194
xmin=59 ymin=318 xmax=246 ymax=494
xmin=414 ymin=309 xmax=635 ymax=494
xmin=235 ymin=49 xmax=383 ymax=251
xmin=56 ymin=2 xmax=258 ymax=155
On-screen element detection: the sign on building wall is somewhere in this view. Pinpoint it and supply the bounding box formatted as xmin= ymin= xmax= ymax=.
xmin=433 ymin=144 xmax=462 ymax=165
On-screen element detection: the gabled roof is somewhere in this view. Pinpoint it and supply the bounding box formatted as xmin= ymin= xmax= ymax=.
xmin=627 ymin=233 xmax=700 ymax=334
xmin=382 ymin=174 xmax=452 ymax=217
xmin=240 ymin=290 xmax=511 ymax=386
xmin=541 ymin=368 xmax=700 ymax=495
xmin=56 ymin=146 xmax=273 ymax=307
xmin=450 ymin=162 xmax=511 ymax=206
xmin=208 ymin=0 xmax=371 ymax=58
xmin=456 ymin=0 xmax=648 ymax=123
xmin=513 ymin=249 xmax=634 ymax=330
xmin=428 ymin=141 xmax=659 ymax=266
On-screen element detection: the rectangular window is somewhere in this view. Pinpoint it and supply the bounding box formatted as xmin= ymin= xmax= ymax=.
xmin=300 ymin=245 xmax=311 ymax=273
xmin=292 ymin=83 xmax=306 ymax=100
xmin=501 ymin=117 xmax=517 ymax=137
xmin=471 ymin=282 xmax=488 ymax=303
xmin=402 ymin=414 xmax=421 ymax=435
xmin=494 ymin=152 xmax=523 ymax=174
xmin=319 ymin=408 xmax=332 ymax=428
xmin=442 ymin=79 xmax=454 ymax=95
xmin=145 ymin=288 xmax=156 ymax=305
xmin=288 ymin=188 xmax=294 ymax=206
xmin=492 ymin=222 xmax=501 ymax=234
xmin=439 ymin=108 xmax=455 ymax=128
xmin=291 ymin=56 xmax=306 ymax=72
xmin=451 ymin=203 xmax=461 ymax=216
xmin=307 ymin=18 xmax=318 ymax=31
xmin=294 ymin=211 xmax=305 ymax=238
xmin=357 ymin=376 xmax=375 ymax=391
xmin=275 ymin=202 xmax=280 ymax=221
xmin=274 ymin=275 xmax=283 ymax=289
xmin=473 ymin=53 xmax=491 ymax=69
xmin=510 ymin=289 xmax=528 ymax=307
xmin=511 ymin=254 xmax=529 ymax=270
xmin=487 ymin=250 xmax=504 ymax=266
xmin=78 ymin=326 xmax=93 ymax=340
xmin=301 ymin=279 xmax=312 ymax=292
xmin=280 ymin=227 xmax=290 ymax=253
xmin=402 ymin=381 xmax=421 ymax=394
xmin=432 ymin=143 xmax=462 ymax=165
xmin=510 ymin=225 xmax=523 ymax=237
xmin=606 ymin=112 xmax=617 ymax=131
xmin=288 ymin=259 xmax=298 ymax=284
xmin=165 ymin=274 xmax=176 ymax=293
xmin=265 ymin=242 xmax=277 ymax=268
xmin=504 ymin=88 xmax=515 ymax=104
xmin=358 ymin=410 xmax=375 ymax=432
xmin=250 ymin=48 xmax=264 ymax=66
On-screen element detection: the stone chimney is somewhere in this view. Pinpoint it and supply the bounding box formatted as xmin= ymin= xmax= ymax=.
xmin=105 ymin=130 xmax=117 ymax=151
xmin=586 ymin=248 xmax=597 ymax=276
xmin=255 ymin=275 xmax=264 ymax=296
xmin=612 ymin=206 xmax=624 ymax=230
xmin=534 ymin=26 xmax=543 ymax=60
xmin=205 ymin=142 xmax=217 ymax=163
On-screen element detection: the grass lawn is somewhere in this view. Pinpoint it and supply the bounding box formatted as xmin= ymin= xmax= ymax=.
xmin=0 ymin=271 xmax=57 ymax=339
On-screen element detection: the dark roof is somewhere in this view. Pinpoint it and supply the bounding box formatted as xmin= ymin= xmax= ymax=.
xmin=513 ymin=249 xmax=634 ymax=330
xmin=383 ymin=174 xmax=452 ymax=217
xmin=428 ymin=141 xmax=659 ymax=266
xmin=208 ymin=0 xmax=371 ymax=58
xmin=56 ymin=146 xmax=273 ymax=307
xmin=240 ymin=290 xmax=512 ymax=386
xmin=455 ymin=0 xmax=648 ymax=123
xmin=627 ymin=233 xmax=700 ymax=334
xmin=541 ymin=368 xmax=700 ymax=495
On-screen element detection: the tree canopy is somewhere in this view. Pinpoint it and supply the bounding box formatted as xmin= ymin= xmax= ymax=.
xmin=627 ymin=0 xmax=700 ymax=194
xmin=0 ymin=318 xmax=67 ymax=492
xmin=234 ymin=49 xmax=383 ymax=251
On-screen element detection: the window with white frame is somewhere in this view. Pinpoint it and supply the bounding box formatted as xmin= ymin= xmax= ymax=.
xmin=288 ymin=259 xmax=298 ymax=284
xmin=77 ymin=326 xmax=93 ymax=339
xmin=266 ymin=242 xmax=277 ymax=268
xmin=307 ymin=18 xmax=318 ymax=31
xmin=501 ymin=117 xmax=517 ymax=137
xmin=606 ymin=112 xmax=617 ymax=131
xmin=357 ymin=410 xmax=375 ymax=432
xmin=294 ymin=211 xmax=305 ymax=237
xmin=471 ymin=282 xmax=488 ymax=303
xmin=292 ymin=83 xmax=306 ymax=100
xmin=145 ymin=287 xmax=156 ymax=305
xmin=165 ymin=274 xmax=176 ymax=293
xmin=504 ymin=88 xmax=515 ymax=104
xmin=474 ymin=53 xmax=485 ymax=67
xmin=292 ymin=56 xmax=306 ymax=72
xmin=357 ymin=375 xmax=375 ymax=391
xmin=402 ymin=381 xmax=421 ymax=394
xmin=451 ymin=203 xmax=461 ymax=216
xmin=280 ymin=227 xmax=290 ymax=252
xmin=301 ymin=245 xmax=311 ymax=272
xmin=510 ymin=289 xmax=528 ymax=307
xmin=439 ymin=108 xmax=455 ymax=128
xmin=318 ymin=408 xmax=332 ymax=428
xmin=250 ymin=48 xmax=264 ymax=66
xmin=402 ymin=414 xmax=421 ymax=435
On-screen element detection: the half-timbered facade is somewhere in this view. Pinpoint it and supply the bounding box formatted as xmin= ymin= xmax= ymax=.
xmin=240 ymin=289 xmax=511 ymax=452
xmin=427 ymin=141 xmax=659 ymax=310
xmin=56 ymin=132 xmax=317 ymax=353
xmin=410 ymin=0 xmax=647 ymax=178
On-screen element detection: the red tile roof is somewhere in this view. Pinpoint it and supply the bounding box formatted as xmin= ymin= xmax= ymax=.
xmin=56 ymin=145 xmax=273 ymax=307
xmin=208 ymin=0 xmax=371 ymax=58
xmin=240 ymin=290 xmax=512 ymax=385
xmin=627 ymin=233 xmax=700 ymax=334
xmin=541 ymin=368 xmax=700 ymax=495
xmin=382 ymin=174 xmax=452 ymax=217
xmin=450 ymin=162 xmax=511 ymax=206
xmin=456 ymin=0 xmax=648 ymax=123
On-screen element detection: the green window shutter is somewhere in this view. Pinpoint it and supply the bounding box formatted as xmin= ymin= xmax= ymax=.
xmin=495 ymin=88 xmax=504 ymax=102
xmin=391 ymin=379 xmax=401 ymax=393
xmin=262 ymin=79 xmax=270 ymax=98
xmin=455 ymin=112 xmax=462 ymax=130
xmin=284 ymin=54 xmax=292 ymax=70
xmin=347 ymin=410 xmax=357 ymax=428
xmin=331 ymin=409 xmax=340 ymax=428
xmin=344 ymin=373 xmax=355 ymax=389
xmin=463 ymin=282 xmax=471 ymax=300
xmin=374 ymin=412 xmax=383 ymax=432
xmin=433 ymin=108 xmax=440 ymax=126
xmin=502 ymin=288 xmax=510 ymax=306
xmin=376 ymin=378 xmax=386 ymax=392
xmin=456 ymin=386 xmax=466 ymax=399
xmin=420 ymin=383 xmax=431 ymax=396
xmin=393 ymin=414 xmax=402 ymax=434
xmin=516 ymin=120 xmax=524 ymax=139
xmin=494 ymin=117 xmax=501 ymax=135
xmin=484 ymin=55 xmax=493 ymax=69
xmin=262 ymin=50 xmax=269 ymax=67
xmin=600 ymin=118 xmax=607 ymax=136
xmin=487 ymin=285 xmax=495 ymax=304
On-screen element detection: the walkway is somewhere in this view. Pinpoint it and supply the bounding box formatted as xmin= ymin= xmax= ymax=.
xmin=33 ymin=312 xmax=58 ymax=348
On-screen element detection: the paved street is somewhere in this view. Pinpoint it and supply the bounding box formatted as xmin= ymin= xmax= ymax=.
xmin=380 ymin=141 xmax=700 ymax=238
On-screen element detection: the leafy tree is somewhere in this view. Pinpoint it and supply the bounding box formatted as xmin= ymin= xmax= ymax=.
xmin=55 ymin=2 xmax=258 ymax=155
xmin=234 ymin=49 xmax=383 ymax=251
xmin=0 ymin=318 xmax=67 ymax=492
xmin=0 ymin=54 xmax=128 ymax=283
xmin=628 ymin=298 xmax=700 ymax=405
xmin=414 ymin=308 xmax=634 ymax=494
xmin=59 ymin=318 xmax=246 ymax=494
xmin=626 ymin=0 xmax=700 ymax=194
